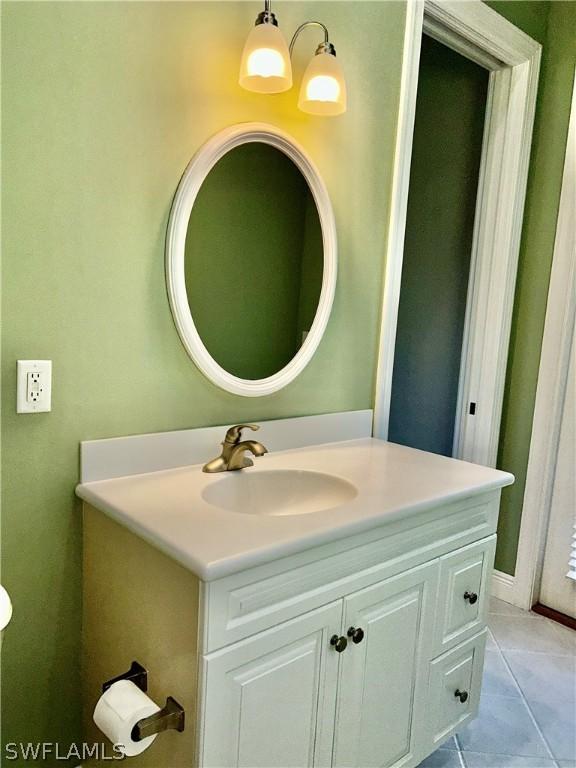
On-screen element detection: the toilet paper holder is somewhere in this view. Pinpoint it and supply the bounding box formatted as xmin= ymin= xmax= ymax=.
xmin=103 ymin=661 xmax=148 ymax=694
xmin=102 ymin=661 xmax=185 ymax=742
xmin=132 ymin=696 xmax=185 ymax=741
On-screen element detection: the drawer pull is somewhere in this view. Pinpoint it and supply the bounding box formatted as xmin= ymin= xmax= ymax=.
xmin=347 ymin=626 xmax=365 ymax=644
xmin=464 ymin=591 xmax=478 ymax=604
xmin=330 ymin=634 xmax=348 ymax=653
xmin=454 ymin=689 xmax=469 ymax=703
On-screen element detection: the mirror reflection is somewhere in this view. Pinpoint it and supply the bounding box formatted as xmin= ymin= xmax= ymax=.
xmin=184 ymin=142 xmax=323 ymax=381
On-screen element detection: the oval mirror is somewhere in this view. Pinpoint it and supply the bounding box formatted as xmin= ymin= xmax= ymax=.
xmin=166 ymin=123 xmax=337 ymax=397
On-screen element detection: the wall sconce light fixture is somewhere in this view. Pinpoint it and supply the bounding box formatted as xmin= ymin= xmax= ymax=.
xmin=239 ymin=1 xmax=347 ymax=116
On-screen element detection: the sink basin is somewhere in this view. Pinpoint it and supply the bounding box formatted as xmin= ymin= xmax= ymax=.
xmin=202 ymin=469 xmax=358 ymax=516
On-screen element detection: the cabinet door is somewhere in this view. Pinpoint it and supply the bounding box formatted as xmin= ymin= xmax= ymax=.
xmin=332 ymin=561 xmax=438 ymax=768
xmin=200 ymin=601 xmax=342 ymax=768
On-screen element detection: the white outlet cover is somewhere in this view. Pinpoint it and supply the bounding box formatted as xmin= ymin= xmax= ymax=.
xmin=17 ymin=360 xmax=52 ymax=413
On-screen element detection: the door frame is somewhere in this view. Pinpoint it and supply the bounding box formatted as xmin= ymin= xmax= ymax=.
xmin=512 ymin=71 xmax=576 ymax=610
xmin=373 ymin=0 xmax=541 ymax=468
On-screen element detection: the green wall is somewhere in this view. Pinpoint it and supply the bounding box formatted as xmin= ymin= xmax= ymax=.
xmin=389 ymin=36 xmax=488 ymax=456
xmin=185 ymin=142 xmax=322 ymax=380
xmin=0 ymin=0 xmax=405 ymax=756
xmin=486 ymin=1 xmax=576 ymax=574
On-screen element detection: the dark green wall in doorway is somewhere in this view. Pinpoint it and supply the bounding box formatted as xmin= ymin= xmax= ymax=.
xmin=388 ymin=35 xmax=488 ymax=456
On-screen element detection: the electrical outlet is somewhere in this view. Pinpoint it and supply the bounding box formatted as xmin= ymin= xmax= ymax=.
xmin=17 ymin=360 xmax=52 ymax=413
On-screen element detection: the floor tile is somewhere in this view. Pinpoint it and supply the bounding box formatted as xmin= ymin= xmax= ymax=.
xmin=558 ymin=761 xmax=576 ymax=768
xmin=417 ymin=749 xmax=463 ymax=768
xmin=486 ymin=628 xmax=498 ymax=651
xmin=528 ymin=699 xmax=576 ymax=761
xmin=489 ymin=615 xmax=575 ymax=655
xmin=443 ymin=738 xmax=460 ymax=751
xmin=504 ymin=650 xmax=576 ymax=705
xmin=462 ymin=752 xmax=556 ymax=767
xmin=489 ymin=598 xmax=536 ymax=618
xmin=456 ymin=696 xmax=550 ymax=758
xmin=549 ymin=622 xmax=576 ymax=655
xmin=482 ymin=651 xmax=521 ymax=698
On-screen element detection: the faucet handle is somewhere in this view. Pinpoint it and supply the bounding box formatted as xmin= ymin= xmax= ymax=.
xmin=224 ymin=424 xmax=260 ymax=444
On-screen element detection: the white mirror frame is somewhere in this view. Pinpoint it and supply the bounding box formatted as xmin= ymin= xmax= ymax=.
xmin=166 ymin=122 xmax=337 ymax=397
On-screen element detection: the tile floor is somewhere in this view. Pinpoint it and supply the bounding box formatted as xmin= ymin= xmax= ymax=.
xmin=418 ymin=597 xmax=576 ymax=768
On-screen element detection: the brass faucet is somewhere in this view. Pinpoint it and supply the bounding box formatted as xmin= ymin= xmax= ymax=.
xmin=202 ymin=424 xmax=268 ymax=473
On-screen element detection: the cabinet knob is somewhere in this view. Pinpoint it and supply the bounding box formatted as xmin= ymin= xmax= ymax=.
xmin=454 ymin=689 xmax=469 ymax=704
xmin=464 ymin=591 xmax=478 ymax=604
xmin=330 ymin=634 xmax=348 ymax=653
xmin=347 ymin=626 xmax=365 ymax=644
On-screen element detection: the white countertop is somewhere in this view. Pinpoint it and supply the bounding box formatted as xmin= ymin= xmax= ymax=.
xmin=76 ymin=438 xmax=513 ymax=581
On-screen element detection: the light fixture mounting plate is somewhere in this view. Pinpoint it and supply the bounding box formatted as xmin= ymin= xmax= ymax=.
xmin=255 ymin=10 xmax=278 ymax=27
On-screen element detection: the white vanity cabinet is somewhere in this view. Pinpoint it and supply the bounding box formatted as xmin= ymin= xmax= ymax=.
xmin=201 ymin=561 xmax=439 ymax=768
xmin=81 ymin=449 xmax=508 ymax=768
xmin=195 ymin=495 xmax=497 ymax=768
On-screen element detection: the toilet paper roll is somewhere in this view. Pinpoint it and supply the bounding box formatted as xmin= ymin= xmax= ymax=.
xmin=93 ymin=679 xmax=162 ymax=757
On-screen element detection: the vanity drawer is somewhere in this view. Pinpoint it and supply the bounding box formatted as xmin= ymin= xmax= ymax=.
xmin=433 ymin=536 xmax=495 ymax=655
xmin=427 ymin=630 xmax=486 ymax=748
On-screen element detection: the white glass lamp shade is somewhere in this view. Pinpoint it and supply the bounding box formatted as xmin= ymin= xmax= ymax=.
xmin=298 ymin=52 xmax=347 ymax=116
xmin=239 ymin=23 xmax=293 ymax=94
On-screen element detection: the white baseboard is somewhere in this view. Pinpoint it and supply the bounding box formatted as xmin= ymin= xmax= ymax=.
xmin=491 ymin=569 xmax=516 ymax=604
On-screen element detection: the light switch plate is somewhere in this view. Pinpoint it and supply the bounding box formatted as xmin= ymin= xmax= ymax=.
xmin=17 ymin=360 xmax=52 ymax=413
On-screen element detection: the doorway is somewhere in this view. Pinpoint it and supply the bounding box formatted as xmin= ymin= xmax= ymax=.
xmin=374 ymin=0 xmax=541 ymax=471
xmin=388 ymin=35 xmax=488 ymax=457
